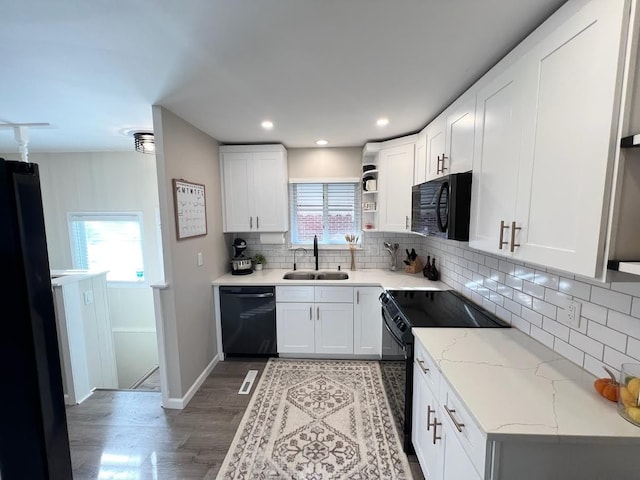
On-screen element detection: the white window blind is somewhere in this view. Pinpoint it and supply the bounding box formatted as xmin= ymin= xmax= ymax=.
xmin=68 ymin=212 xmax=145 ymax=283
xmin=290 ymin=182 xmax=361 ymax=245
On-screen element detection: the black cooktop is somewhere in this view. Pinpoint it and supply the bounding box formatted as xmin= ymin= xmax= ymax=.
xmin=386 ymin=289 xmax=510 ymax=328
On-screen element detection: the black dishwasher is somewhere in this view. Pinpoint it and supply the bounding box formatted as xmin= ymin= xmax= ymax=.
xmin=219 ymin=286 xmax=277 ymax=357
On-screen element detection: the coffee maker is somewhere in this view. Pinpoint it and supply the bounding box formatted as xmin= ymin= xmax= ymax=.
xmin=231 ymin=238 xmax=253 ymax=275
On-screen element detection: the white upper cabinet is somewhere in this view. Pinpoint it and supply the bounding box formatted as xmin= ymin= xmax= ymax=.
xmin=469 ymin=0 xmax=631 ymax=278
xmin=220 ymin=145 xmax=288 ymax=233
xmin=413 ymin=128 xmax=428 ymax=186
xmin=426 ymin=116 xmax=446 ymax=181
xmin=378 ymin=139 xmax=415 ymax=232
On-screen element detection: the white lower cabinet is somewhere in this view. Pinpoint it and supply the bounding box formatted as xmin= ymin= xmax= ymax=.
xmin=413 ymin=338 xmax=480 ymax=480
xmin=276 ymin=286 xmax=353 ymax=355
xmin=353 ymin=287 xmax=382 ymax=356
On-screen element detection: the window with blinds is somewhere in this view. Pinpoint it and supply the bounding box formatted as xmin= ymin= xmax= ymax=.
xmin=290 ymin=182 xmax=361 ymax=245
xmin=68 ymin=212 xmax=145 ymax=283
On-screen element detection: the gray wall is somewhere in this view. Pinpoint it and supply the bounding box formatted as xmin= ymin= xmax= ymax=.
xmin=288 ymin=147 xmax=361 ymax=178
xmin=152 ymin=106 xmax=227 ymax=398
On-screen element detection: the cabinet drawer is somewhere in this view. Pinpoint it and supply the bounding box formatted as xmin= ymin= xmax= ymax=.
xmin=440 ymin=381 xmax=486 ymax=476
xmin=414 ymin=338 xmax=440 ymax=397
xmin=276 ymin=286 xmax=314 ymax=302
xmin=314 ymin=286 xmax=353 ymax=303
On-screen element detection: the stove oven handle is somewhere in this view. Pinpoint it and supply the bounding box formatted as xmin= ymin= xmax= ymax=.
xmin=382 ymin=314 xmax=405 ymax=347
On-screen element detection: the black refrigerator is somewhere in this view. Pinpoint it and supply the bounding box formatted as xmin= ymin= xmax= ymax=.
xmin=0 ymin=158 xmax=73 ymax=479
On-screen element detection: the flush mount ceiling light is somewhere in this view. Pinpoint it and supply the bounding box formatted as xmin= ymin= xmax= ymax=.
xmin=315 ymin=139 xmax=328 ymax=146
xmin=261 ymin=120 xmax=274 ymax=130
xmin=376 ymin=118 xmax=389 ymax=127
xmin=133 ymin=131 xmax=155 ymax=154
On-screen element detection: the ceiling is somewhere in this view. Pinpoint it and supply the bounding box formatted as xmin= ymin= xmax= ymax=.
xmin=0 ymin=0 xmax=568 ymax=153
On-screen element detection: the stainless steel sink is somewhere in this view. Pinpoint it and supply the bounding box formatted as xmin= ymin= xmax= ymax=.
xmin=282 ymin=272 xmax=316 ymax=280
xmin=281 ymin=271 xmax=349 ymax=280
xmin=315 ymin=272 xmax=349 ymax=280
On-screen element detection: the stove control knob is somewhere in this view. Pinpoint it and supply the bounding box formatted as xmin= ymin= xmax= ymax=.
xmin=398 ymin=323 xmax=408 ymax=332
xmin=380 ymin=293 xmax=390 ymax=304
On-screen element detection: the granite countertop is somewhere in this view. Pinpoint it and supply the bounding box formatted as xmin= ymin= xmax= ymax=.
xmin=212 ymin=268 xmax=448 ymax=290
xmin=413 ymin=328 xmax=640 ymax=443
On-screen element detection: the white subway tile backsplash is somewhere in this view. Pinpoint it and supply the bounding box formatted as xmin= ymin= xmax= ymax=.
xmin=603 ymin=347 xmax=637 ymax=372
xmin=543 ymin=317 xmax=570 ymax=342
xmin=632 ymin=298 xmax=640 ymax=319
xmin=482 ymin=297 xmax=497 ymax=314
xmin=587 ymin=321 xmax=627 ymax=353
xmin=513 ymin=291 xmax=532 ymax=308
xmin=523 ymin=280 xmax=545 ymax=299
xmin=494 ymin=305 xmax=511 ymax=323
xmin=558 ymin=277 xmax=591 ymax=300
xmin=514 ymin=265 xmax=535 ymax=281
xmin=581 ymin=301 xmax=608 ymax=325
xmin=532 ymin=298 xmax=557 ymax=320
xmin=478 ymin=265 xmax=491 ymax=278
xmin=485 ymin=256 xmax=499 ymax=269
xmin=511 ymin=314 xmax=531 ymax=334
xmin=554 ymin=338 xmax=585 ymax=367
xmin=505 ymin=275 xmax=523 ymax=291
xmin=496 ymin=283 xmax=514 ymax=300
xmin=627 ymin=337 xmax=640 ymax=361
xmin=498 ymin=260 xmax=515 ymax=276
xmin=534 ymin=270 xmax=559 ymax=289
xmin=569 ymin=330 xmax=603 ymax=360
xmin=610 ymin=281 xmax=640 ymax=297
xmin=484 ymin=278 xmax=498 ymax=291
xmin=488 ymin=291 xmax=504 ymax=307
xmin=530 ymin=325 xmax=555 ymax=349
xmin=521 ymin=306 xmax=543 ymax=328
xmin=504 ymin=298 xmax=522 ymax=316
xmin=490 ymin=270 xmax=506 ymax=284
xmin=543 ymin=289 xmax=570 ymax=308
xmin=607 ymin=310 xmax=640 ymax=341
xmin=583 ymin=354 xmax=607 ymax=378
xmin=590 ymin=286 xmax=632 ymax=314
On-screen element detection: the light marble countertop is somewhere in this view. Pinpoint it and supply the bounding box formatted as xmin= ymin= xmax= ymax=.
xmin=50 ymin=269 xmax=109 ymax=287
xmin=413 ymin=328 xmax=640 ymax=443
xmin=212 ymin=268 xmax=448 ymax=290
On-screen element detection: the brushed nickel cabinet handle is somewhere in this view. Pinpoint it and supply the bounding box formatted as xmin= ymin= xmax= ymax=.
xmin=427 ymin=405 xmax=435 ymax=430
xmin=250 ymin=216 xmax=253 ymax=229
xmin=356 ymin=290 xmax=360 ymax=304
xmin=317 ymin=306 xmax=320 ymax=320
xmin=437 ymin=153 xmax=448 ymax=174
xmin=417 ymin=359 xmax=429 ymax=374
xmin=510 ymin=221 xmax=521 ymax=252
xmin=432 ymin=418 xmax=442 ymax=444
xmin=405 ymin=215 xmax=409 ymax=229
xmin=309 ymin=306 xmax=312 ymax=321
xmin=444 ymin=405 xmax=465 ymax=432
xmin=256 ymin=216 xmax=260 ymax=229
xmin=498 ymin=220 xmax=509 ymax=249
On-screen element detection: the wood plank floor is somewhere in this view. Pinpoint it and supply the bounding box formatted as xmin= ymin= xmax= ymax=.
xmin=66 ymin=358 xmax=425 ymax=479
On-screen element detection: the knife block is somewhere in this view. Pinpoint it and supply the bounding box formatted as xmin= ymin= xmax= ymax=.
xmin=404 ymin=257 xmax=424 ymax=274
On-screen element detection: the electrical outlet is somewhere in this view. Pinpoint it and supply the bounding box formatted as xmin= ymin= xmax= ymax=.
xmin=83 ymin=290 xmax=94 ymax=305
xmin=559 ymin=300 xmax=581 ymax=328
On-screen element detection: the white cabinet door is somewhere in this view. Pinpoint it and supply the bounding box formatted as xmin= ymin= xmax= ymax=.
xmin=353 ymin=287 xmax=382 ymax=356
xmin=469 ymin=62 xmax=526 ymax=256
xmin=414 ymin=129 xmax=428 ymax=186
xmin=252 ymin=150 xmax=289 ymax=232
xmin=513 ymin=0 xmax=627 ymax=278
xmin=445 ymin=91 xmax=476 ymax=175
xmin=426 ymin=117 xmax=446 ymax=181
xmin=412 ymin=366 xmax=442 ymax=480
xmin=276 ymin=302 xmax=315 ymax=354
xmin=221 ymin=151 xmax=252 ymax=232
xmin=315 ymin=303 xmax=354 ymax=354
xmin=441 ymin=419 xmax=481 ymax=480
xmin=378 ymin=143 xmax=415 ymax=232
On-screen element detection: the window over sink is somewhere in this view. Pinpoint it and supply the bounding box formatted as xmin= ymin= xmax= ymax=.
xmin=289 ymin=181 xmax=361 ymax=246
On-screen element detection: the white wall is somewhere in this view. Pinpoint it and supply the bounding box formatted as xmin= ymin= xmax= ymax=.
xmin=152 ymin=106 xmax=227 ymax=401
xmin=288 ymin=147 xmax=361 ymax=178
xmin=12 ymin=151 xmax=161 ymax=389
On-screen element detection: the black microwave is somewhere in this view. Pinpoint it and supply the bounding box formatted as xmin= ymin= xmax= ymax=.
xmin=411 ymin=172 xmax=472 ymax=240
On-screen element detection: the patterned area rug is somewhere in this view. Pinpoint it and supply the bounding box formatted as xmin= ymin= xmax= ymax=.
xmin=216 ymin=359 xmax=413 ymax=479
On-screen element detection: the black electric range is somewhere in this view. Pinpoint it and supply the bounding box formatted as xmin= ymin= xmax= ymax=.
xmin=379 ymin=289 xmax=510 ymax=453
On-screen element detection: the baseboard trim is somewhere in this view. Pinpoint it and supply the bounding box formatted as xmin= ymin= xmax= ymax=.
xmin=162 ymin=354 xmax=219 ymax=410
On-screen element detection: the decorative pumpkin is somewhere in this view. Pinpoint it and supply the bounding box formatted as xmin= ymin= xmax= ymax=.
xmin=594 ymin=366 xmax=619 ymax=402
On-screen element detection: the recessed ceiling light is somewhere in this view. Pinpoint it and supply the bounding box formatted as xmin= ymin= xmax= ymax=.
xmin=261 ymin=120 xmax=274 ymax=130
xmin=315 ymin=139 xmax=328 ymax=146
xmin=376 ymin=118 xmax=389 ymax=127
